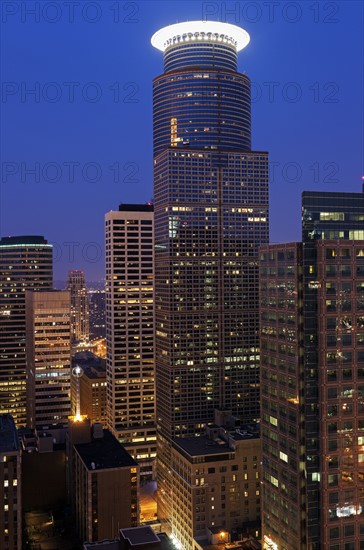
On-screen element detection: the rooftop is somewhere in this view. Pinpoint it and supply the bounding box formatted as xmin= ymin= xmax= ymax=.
xmin=0 ymin=414 xmax=20 ymax=453
xmin=302 ymin=187 xmax=364 ymax=198
xmin=82 ymin=364 xmax=107 ymax=380
xmin=118 ymin=203 xmax=154 ymax=213
xmin=84 ymin=542 xmax=120 ymax=550
xmin=121 ymin=526 xmax=160 ymax=545
xmin=173 ymin=436 xmax=229 ymax=456
xmin=151 ymin=21 xmax=250 ymax=52
xmin=83 ymin=531 xmax=174 ymax=550
xmin=74 ymin=429 xmax=137 ymax=470
xmin=173 ymin=430 xmax=259 ymax=458
xmin=0 ymin=235 xmax=50 ymax=246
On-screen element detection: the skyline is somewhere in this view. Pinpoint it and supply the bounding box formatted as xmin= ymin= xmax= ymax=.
xmin=1 ymin=0 xmax=363 ymax=281
xmin=1 ymin=6 xmax=364 ymax=548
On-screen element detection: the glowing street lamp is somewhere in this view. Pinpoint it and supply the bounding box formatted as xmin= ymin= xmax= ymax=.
xmin=72 ymin=365 xmax=84 ymax=420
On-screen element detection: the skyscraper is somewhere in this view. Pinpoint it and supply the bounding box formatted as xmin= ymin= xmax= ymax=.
xmin=152 ymin=22 xmax=269 ymax=523
xmin=67 ymin=270 xmax=89 ymax=343
xmin=0 ymin=236 xmax=53 ymax=426
xmin=260 ymin=189 xmax=364 ymax=549
xmin=105 ymin=204 xmax=156 ymax=478
xmin=25 ymin=289 xmax=71 ymax=427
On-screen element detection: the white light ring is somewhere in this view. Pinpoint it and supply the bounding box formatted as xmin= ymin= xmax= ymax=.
xmin=151 ymin=21 xmax=250 ymax=52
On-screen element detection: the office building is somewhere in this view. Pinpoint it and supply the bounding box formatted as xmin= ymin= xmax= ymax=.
xmin=67 ymin=270 xmax=89 ymax=343
xmin=260 ymin=189 xmax=364 ymax=549
xmin=171 ymin=413 xmax=261 ymax=549
xmin=74 ymin=427 xmax=139 ymax=542
xmin=105 ymin=204 xmax=156 ymax=477
xmin=0 ymin=414 xmax=22 ymax=550
xmin=0 ymin=236 xmax=53 ymax=426
xmin=151 ymin=21 xmax=269 ymax=521
xmin=25 ymin=289 xmax=71 ymax=427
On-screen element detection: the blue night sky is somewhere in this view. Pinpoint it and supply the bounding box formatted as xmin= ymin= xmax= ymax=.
xmin=1 ymin=0 xmax=363 ymax=282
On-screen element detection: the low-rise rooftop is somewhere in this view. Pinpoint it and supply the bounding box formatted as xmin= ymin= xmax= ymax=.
xmin=74 ymin=429 xmax=137 ymax=470
xmin=173 ymin=429 xmax=259 ymax=458
xmin=121 ymin=526 xmax=160 ymax=545
xmin=173 ymin=436 xmax=230 ymax=457
xmin=83 ymin=530 xmax=174 ymax=550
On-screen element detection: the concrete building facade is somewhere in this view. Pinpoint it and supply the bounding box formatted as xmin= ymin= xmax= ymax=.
xmin=74 ymin=428 xmax=139 ymax=542
xmin=171 ymin=415 xmax=261 ymax=550
xmin=105 ymin=204 xmax=156 ymax=478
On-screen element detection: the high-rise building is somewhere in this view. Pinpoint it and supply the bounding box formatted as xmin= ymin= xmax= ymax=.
xmin=260 ymin=189 xmax=364 ymax=549
xmin=105 ymin=204 xmax=156 ymax=478
xmin=0 ymin=414 xmax=22 ymax=550
xmin=151 ymin=21 xmax=269 ymax=522
xmin=67 ymin=270 xmax=89 ymax=343
xmin=25 ymin=289 xmax=71 ymax=427
xmin=0 ymin=236 xmax=53 ymax=426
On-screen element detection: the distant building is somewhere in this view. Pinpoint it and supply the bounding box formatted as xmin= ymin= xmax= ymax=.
xmin=88 ymin=289 xmax=106 ymax=339
xmin=73 ymin=426 xmax=139 ymax=542
xmin=105 ymin=204 xmax=156 ymax=478
xmin=25 ymin=289 xmax=71 ymax=427
xmin=0 ymin=235 xmax=53 ymax=426
xmin=170 ymin=411 xmax=261 ymax=549
xmin=0 ymin=414 xmax=22 ymax=550
xmin=67 ymin=270 xmax=89 ymax=343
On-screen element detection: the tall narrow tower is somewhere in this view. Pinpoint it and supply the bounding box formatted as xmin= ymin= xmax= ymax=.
xmin=0 ymin=236 xmax=53 ymax=426
xmin=67 ymin=270 xmax=89 ymax=343
xmin=105 ymin=204 xmax=156 ymax=478
xmin=152 ymin=22 xmax=269 ymax=523
xmin=25 ymin=289 xmax=71 ymax=427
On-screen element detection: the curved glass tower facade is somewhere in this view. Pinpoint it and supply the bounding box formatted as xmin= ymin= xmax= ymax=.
xmin=164 ymin=41 xmax=238 ymax=71
xmin=152 ymin=22 xmax=269 ymax=537
xmin=153 ymin=25 xmax=251 ymax=156
xmin=153 ymin=70 xmax=251 ymax=156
